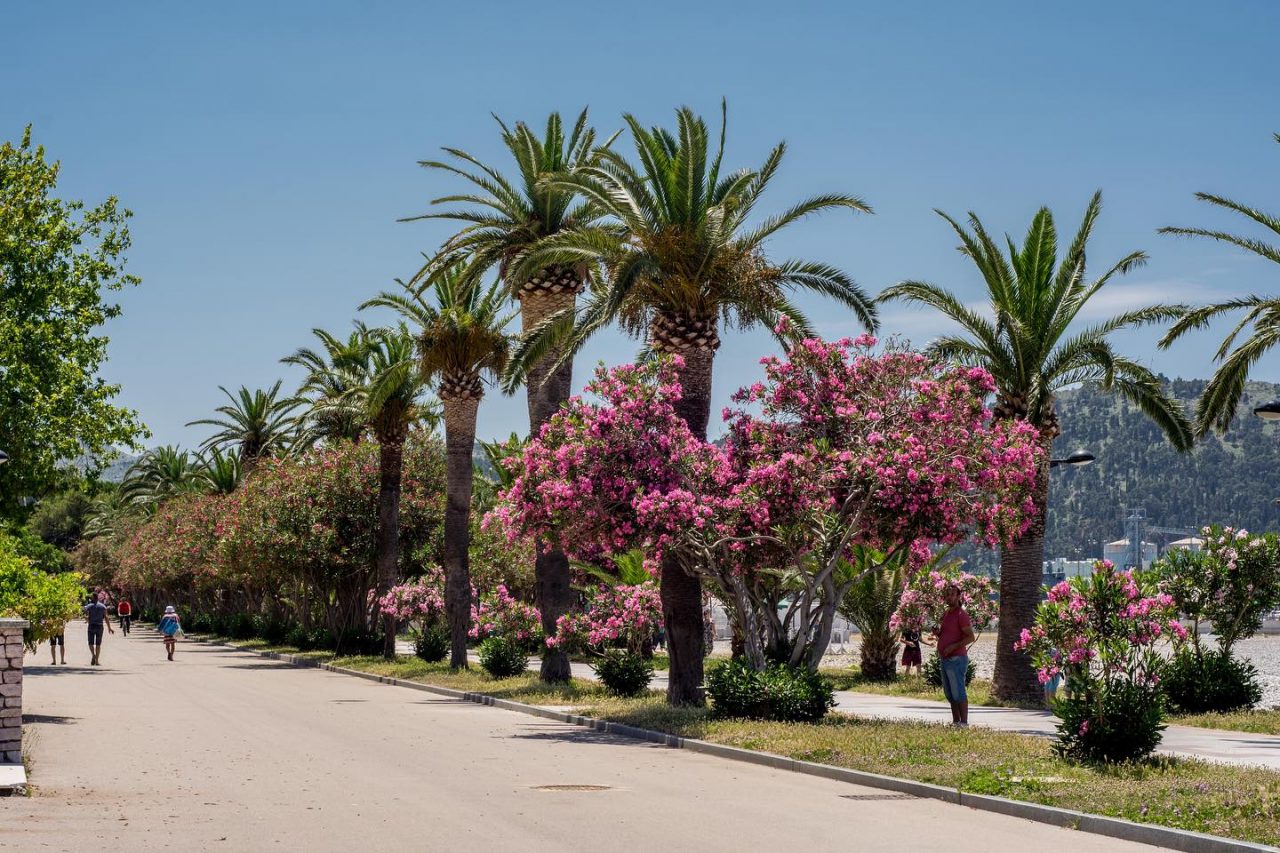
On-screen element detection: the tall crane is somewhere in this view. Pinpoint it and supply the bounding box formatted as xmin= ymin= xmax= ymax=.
xmin=1122 ymin=508 xmax=1197 ymax=569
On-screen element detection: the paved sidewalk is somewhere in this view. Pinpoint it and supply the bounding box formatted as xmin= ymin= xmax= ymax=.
xmin=397 ymin=641 xmax=1280 ymax=771
xmin=4 ymin=629 xmax=1153 ymax=852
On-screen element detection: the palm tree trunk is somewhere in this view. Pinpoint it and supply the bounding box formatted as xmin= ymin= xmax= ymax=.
xmin=521 ymin=289 xmax=577 ymax=683
xmin=375 ymin=435 xmax=405 ymax=659
xmin=859 ymin=628 xmax=898 ymax=681
xmin=443 ymin=395 xmax=479 ymax=669
xmin=992 ymin=459 xmax=1049 ymax=703
xmin=662 ymin=346 xmax=716 ymax=705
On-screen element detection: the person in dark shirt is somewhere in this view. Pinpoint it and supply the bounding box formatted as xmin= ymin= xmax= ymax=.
xmin=83 ymin=596 xmax=115 ymax=666
xmin=899 ymin=628 xmax=923 ymax=677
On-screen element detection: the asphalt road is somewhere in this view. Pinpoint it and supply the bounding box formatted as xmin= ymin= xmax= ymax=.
xmin=2 ymin=624 xmax=1158 ymax=852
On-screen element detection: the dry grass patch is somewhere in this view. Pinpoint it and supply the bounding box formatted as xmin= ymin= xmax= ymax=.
xmin=332 ymin=655 xmax=623 ymax=705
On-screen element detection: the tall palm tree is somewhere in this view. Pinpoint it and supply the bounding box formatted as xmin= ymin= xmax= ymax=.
xmin=880 ymin=192 xmax=1194 ymax=702
xmin=511 ymin=103 xmax=875 ymax=704
xmin=195 ymin=446 xmax=242 ymax=495
xmin=283 ymin=325 xmax=378 ymax=448
xmin=409 ymin=109 xmax=610 ymax=682
xmin=1159 ymin=135 xmax=1280 ymax=435
xmin=187 ymin=381 xmax=302 ymax=469
xmin=357 ymin=325 xmax=433 ymax=658
xmin=363 ymin=262 xmax=513 ymax=668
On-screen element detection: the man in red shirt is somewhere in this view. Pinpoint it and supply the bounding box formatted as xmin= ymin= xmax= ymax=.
xmin=116 ymin=596 xmax=133 ymax=636
xmin=935 ymin=584 xmax=976 ymax=727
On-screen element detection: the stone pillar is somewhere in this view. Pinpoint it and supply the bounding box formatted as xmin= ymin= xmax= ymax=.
xmin=0 ymin=619 xmax=27 ymax=765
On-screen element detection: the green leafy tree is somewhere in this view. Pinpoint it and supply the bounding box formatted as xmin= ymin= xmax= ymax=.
xmin=0 ymin=532 xmax=85 ymax=650
xmin=512 ymin=103 xmax=875 ymax=704
xmin=414 ymin=109 xmax=610 ymax=682
xmin=880 ymin=192 xmax=1193 ymax=703
xmin=0 ymin=127 xmax=148 ymax=517
xmin=1159 ymin=134 xmax=1280 ymax=435
xmin=364 ymin=262 xmax=513 ymax=667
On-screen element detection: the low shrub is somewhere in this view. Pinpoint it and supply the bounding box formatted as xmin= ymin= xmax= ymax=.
xmin=1053 ymin=681 xmax=1166 ymax=763
xmin=413 ymin=626 xmax=449 ymax=663
xmin=285 ymin=624 xmax=310 ymax=650
xmin=706 ymin=659 xmax=835 ymax=723
xmin=257 ymin=617 xmax=291 ymax=645
xmin=923 ymin=653 xmax=975 ymax=688
xmin=227 ymin=612 xmax=258 ymax=640
xmin=184 ymin=612 xmax=211 ymax=634
xmin=592 ymin=649 xmax=654 ymax=697
xmin=478 ymin=636 xmax=528 ymax=678
xmin=1163 ymin=648 xmax=1262 ymax=714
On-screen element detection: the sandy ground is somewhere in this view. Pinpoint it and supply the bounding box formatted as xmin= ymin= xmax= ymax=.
xmin=1 ymin=624 xmax=1159 ymax=853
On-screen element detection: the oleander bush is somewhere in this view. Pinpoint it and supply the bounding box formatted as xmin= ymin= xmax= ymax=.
xmin=1163 ymin=649 xmax=1262 ymax=714
xmin=592 ymin=649 xmax=654 ymax=697
xmin=478 ymin=636 xmax=528 ymax=678
xmin=706 ymin=658 xmax=835 ymax=722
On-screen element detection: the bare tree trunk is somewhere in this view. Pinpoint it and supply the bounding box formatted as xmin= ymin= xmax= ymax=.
xmin=992 ymin=461 xmax=1049 ymax=704
xmin=661 ymin=346 xmax=716 ymax=705
xmin=443 ymin=395 xmax=479 ymax=669
xmin=375 ymin=435 xmax=405 ymax=659
xmin=521 ymin=288 xmax=578 ymax=683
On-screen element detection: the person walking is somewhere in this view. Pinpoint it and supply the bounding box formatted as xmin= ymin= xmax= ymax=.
xmin=47 ymin=622 xmax=67 ymax=665
xmin=158 ymin=606 xmax=181 ymax=661
xmin=83 ymin=595 xmax=114 ymax=666
xmin=899 ymin=628 xmax=923 ymax=677
xmin=116 ymin=596 xmax=133 ymax=636
xmin=936 ymin=584 xmax=975 ymax=727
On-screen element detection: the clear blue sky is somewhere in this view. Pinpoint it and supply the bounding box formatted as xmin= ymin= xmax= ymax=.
xmin=4 ymin=1 xmax=1279 ymax=450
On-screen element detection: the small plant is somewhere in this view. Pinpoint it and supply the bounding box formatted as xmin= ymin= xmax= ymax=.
xmin=1163 ymin=648 xmax=1262 ymax=714
xmin=228 ymin=612 xmax=258 ymax=640
xmin=413 ymin=626 xmax=449 ymax=663
xmin=705 ymin=658 xmax=835 ymax=722
xmin=1053 ymin=681 xmax=1166 ymax=764
xmin=257 ymin=617 xmax=290 ymax=645
xmin=478 ymin=636 xmax=529 ymax=678
xmin=592 ymin=649 xmax=654 ymax=697
xmin=923 ymin=653 xmax=975 ymax=688
xmin=285 ymin=624 xmax=310 ymax=650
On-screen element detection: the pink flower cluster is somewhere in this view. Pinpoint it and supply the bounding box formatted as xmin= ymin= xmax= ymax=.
xmin=1016 ymin=560 xmax=1184 ymax=687
xmin=376 ymin=570 xmax=445 ymax=631
xmin=469 ymin=584 xmax=543 ymax=647
xmin=890 ymin=569 xmax=997 ymax=635
xmin=550 ymin=582 xmax=663 ymax=654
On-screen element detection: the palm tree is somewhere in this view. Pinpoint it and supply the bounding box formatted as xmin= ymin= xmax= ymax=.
xmin=357 ymin=325 xmax=433 ymax=658
xmin=1158 ymin=135 xmax=1280 ymax=435
xmin=284 ymin=325 xmax=378 ymax=448
xmin=195 ymin=446 xmax=242 ymax=495
xmin=410 ymin=109 xmax=610 ymax=682
xmin=880 ymin=191 xmax=1194 ymax=702
xmin=363 ymin=262 xmax=513 ymax=668
xmin=187 ymin=381 xmax=303 ymax=469
xmin=120 ymin=445 xmax=201 ymax=509
xmin=837 ymin=549 xmax=911 ymax=682
xmin=510 ymin=103 xmax=875 ymax=704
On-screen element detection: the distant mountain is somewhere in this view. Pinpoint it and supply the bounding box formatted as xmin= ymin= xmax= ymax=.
xmin=97 ymin=453 xmax=140 ymax=483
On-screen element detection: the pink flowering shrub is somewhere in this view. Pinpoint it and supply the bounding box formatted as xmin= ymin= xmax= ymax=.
xmin=1016 ymin=560 xmax=1182 ymax=762
xmin=551 ymin=583 xmax=663 ymax=656
xmin=469 ymin=584 xmax=543 ymax=650
xmin=377 ymin=570 xmax=446 ymax=634
xmin=493 ymin=336 xmax=1042 ymax=673
xmin=890 ymin=569 xmax=997 ymax=636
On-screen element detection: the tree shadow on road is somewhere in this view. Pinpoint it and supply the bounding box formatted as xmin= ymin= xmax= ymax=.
xmin=22 ymin=714 xmax=78 ymax=725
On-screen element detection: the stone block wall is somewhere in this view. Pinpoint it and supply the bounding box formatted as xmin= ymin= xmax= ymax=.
xmin=0 ymin=619 xmax=27 ymax=764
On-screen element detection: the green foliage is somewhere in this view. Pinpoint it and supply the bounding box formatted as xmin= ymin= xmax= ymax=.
xmin=1053 ymin=681 xmax=1166 ymax=763
xmin=1163 ymin=649 xmax=1262 ymax=714
xmin=705 ymin=658 xmax=836 ymax=722
xmin=0 ymin=533 xmax=84 ymax=650
xmin=477 ymin=636 xmax=528 ymax=678
xmin=413 ymin=626 xmax=449 ymax=663
xmin=2 ymin=524 xmax=69 ymax=573
xmin=591 ymin=649 xmax=654 ymax=697
xmin=28 ymin=487 xmax=95 ymax=550
xmin=187 ymin=381 xmax=302 ymax=464
xmin=923 ymin=653 xmax=976 ymax=688
xmin=0 ymin=127 xmax=148 ymax=517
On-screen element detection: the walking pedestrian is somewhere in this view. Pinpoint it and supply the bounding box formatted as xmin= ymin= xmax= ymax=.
xmin=47 ymin=622 xmax=67 ymax=665
xmin=900 ymin=628 xmax=923 ymax=677
xmin=935 ymin=583 xmax=975 ymax=727
xmin=116 ymin=595 xmax=133 ymax=636
xmin=83 ymin=595 xmax=114 ymax=666
xmin=158 ymin=606 xmax=181 ymax=661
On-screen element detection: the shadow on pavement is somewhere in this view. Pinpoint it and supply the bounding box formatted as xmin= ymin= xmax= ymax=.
xmin=22 ymin=714 xmax=78 ymax=725
xmin=507 ymin=726 xmax=651 ymax=747
xmin=23 ymin=665 xmax=130 ymax=676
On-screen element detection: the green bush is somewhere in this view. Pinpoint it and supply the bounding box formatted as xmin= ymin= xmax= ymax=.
xmin=1163 ymin=649 xmax=1262 ymax=714
xmin=414 ymin=626 xmax=449 ymax=663
xmin=705 ymin=659 xmax=836 ymax=722
xmin=478 ymin=636 xmax=528 ymax=678
xmin=257 ymin=617 xmax=290 ymax=645
xmin=227 ymin=612 xmax=258 ymax=640
xmin=923 ymin=653 xmax=975 ymax=688
xmin=592 ymin=649 xmax=654 ymax=697
xmin=1053 ymin=681 xmax=1166 ymax=763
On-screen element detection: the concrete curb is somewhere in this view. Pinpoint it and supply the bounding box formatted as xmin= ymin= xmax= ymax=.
xmin=197 ymin=637 xmax=1277 ymax=853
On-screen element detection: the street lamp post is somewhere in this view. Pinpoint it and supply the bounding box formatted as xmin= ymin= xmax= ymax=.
xmin=1049 ymin=449 xmax=1095 ymax=469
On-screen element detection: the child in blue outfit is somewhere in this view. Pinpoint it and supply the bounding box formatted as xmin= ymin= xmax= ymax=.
xmin=158 ymin=605 xmax=182 ymax=661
